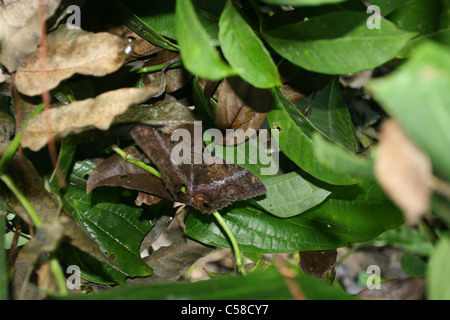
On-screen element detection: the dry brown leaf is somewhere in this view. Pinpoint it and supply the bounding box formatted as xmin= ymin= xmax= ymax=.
xmin=15 ymin=32 xmax=129 ymax=96
xmin=114 ymin=99 xmax=198 ymax=131
xmin=21 ymin=85 xmax=163 ymax=151
xmin=374 ymin=119 xmax=432 ymax=224
xmin=141 ymin=237 xmax=214 ymax=282
xmin=214 ymin=77 xmax=271 ymax=145
xmin=86 ymin=145 xmax=171 ymax=201
xmin=2 ymin=0 xmax=60 ymax=27
xmin=108 ymin=24 xmax=162 ymax=61
xmin=299 ymin=250 xmax=337 ymax=281
xmin=7 ymin=153 xmax=109 ymax=264
xmin=0 ymin=0 xmax=62 ymax=72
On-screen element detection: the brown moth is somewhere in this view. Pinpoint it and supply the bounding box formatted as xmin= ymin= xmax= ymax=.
xmin=130 ymin=125 xmax=266 ymax=213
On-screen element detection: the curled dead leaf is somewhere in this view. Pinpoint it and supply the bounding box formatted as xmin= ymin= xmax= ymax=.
xmin=214 ymin=77 xmax=271 ymax=145
xmin=374 ymin=119 xmax=432 ymax=224
xmin=299 ymin=250 xmax=337 ymax=281
xmin=86 ymin=145 xmax=171 ymax=201
xmin=108 ymin=24 xmax=162 ymax=62
xmin=0 ymin=0 xmax=62 ymax=71
xmin=21 ymin=85 xmax=163 ymax=151
xmin=15 ymin=32 xmax=129 ymax=96
xmin=141 ymin=237 xmax=214 ymax=282
xmin=7 ymin=153 xmax=109 ymax=264
xmin=2 ymin=0 xmax=60 ymax=27
xmin=114 ymin=99 xmax=198 ymax=131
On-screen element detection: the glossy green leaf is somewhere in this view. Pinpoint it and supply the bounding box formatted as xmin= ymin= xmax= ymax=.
xmin=65 ymin=266 xmax=355 ymax=300
xmin=192 ymin=76 xmax=216 ymax=118
xmin=386 ymin=0 xmax=450 ymax=57
xmin=300 ymin=78 xmax=359 ymax=152
xmin=370 ymin=0 xmax=413 ymax=15
xmin=262 ymin=11 xmax=415 ymax=74
xmin=255 ymin=171 xmax=331 ymax=218
xmin=267 ymin=87 xmax=359 ymax=185
xmin=219 ymin=1 xmax=281 ymax=88
xmin=114 ymin=0 xmax=179 ymax=51
xmin=186 ymin=181 xmax=403 ymax=252
xmin=312 ymin=133 xmax=374 ymax=181
xmin=61 ymin=160 xmax=155 ymax=283
xmin=121 ymin=0 xmax=226 ymax=46
xmin=175 ymin=0 xmax=236 ymax=80
xmin=367 ymin=42 xmax=450 ymax=182
xmin=203 ymin=129 xmax=277 ymax=179
xmin=427 ymin=236 xmax=450 ymax=299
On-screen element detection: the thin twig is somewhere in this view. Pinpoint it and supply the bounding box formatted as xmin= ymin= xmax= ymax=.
xmin=38 ymin=1 xmax=65 ymax=188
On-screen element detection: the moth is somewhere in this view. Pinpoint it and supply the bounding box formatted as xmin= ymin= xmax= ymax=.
xmin=129 ymin=125 xmax=266 ymax=213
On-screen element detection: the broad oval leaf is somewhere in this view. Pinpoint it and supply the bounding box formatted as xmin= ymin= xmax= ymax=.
xmin=299 ymin=78 xmax=359 ymax=153
xmin=175 ymin=0 xmax=236 ymax=80
xmin=186 ymin=182 xmax=403 ymax=252
xmin=262 ymin=11 xmax=415 ymax=74
xmin=65 ymin=266 xmax=355 ymax=300
xmin=267 ymin=87 xmax=359 ymax=185
xmin=255 ymin=171 xmax=331 ymax=218
xmin=219 ymin=1 xmax=281 ymax=88
xmin=61 ymin=160 xmax=155 ymax=282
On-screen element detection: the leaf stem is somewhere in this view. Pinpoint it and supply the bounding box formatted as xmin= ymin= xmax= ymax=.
xmin=0 ymin=103 xmax=45 ymax=173
xmin=111 ymin=145 xmax=161 ymax=179
xmin=112 ymin=144 xmax=246 ymax=274
xmin=130 ymin=61 xmax=182 ymax=75
xmin=50 ymin=254 xmax=68 ymax=296
xmin=0 ymin=173 xmax=42 ymax=227
xmin=211 ymin=210 xmax=247 ymax=275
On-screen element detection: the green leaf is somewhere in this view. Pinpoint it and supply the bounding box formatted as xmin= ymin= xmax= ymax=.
xmin=255 ymin=171 xmax=331 ymax=218
xmin=367 ymin=42 xmax=450 ymax=182
xmin=63 ymin=266 xmax=355 ymax=300
xmin=49 ymin=135 xmax=77 ymax=191
xmin=427 ymin=236 xmax=450 ymax=299
xmin=370 ymin=0 xmax=413 ymax=16
xmin=372 ymin=226 xmax=436 ymax=257
xmin=219 ymin=1 xmax=281 ymax=88
xmin=260 ymin=0 xmax=348 ymax=6
xmin=186 ymin=182 xmax=403 ymax=252
xmin=61 ymin=160 xmax=155 ymax=283
xmin=203 ymin=129 xmax=277 ymax=179
xmin=312 ymin=133 xmax=374 ymax=181
xmin=122 ymin=0 xmax=226 ymax=46
xmin=401 ymin=252 xmax=426 ymax=278
xmin=175 ymin=0 xmax=236 ymax=80
xmin=300 ymin=78 xmax=359 ymax=153
xmin=114 ymin=0 xmax=179 ymax=51
xmin=0 ymin=214 xmax=7 ymax=300
xmin=192 ymin=76 xmax=216 ymax=118
xmin=262 ymin=11 xmax=415 ymax=74
xmin=386 ymin=0 xmax=450 ymax=56
xmin=267 ymin=87 xmax=359 ymax=185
